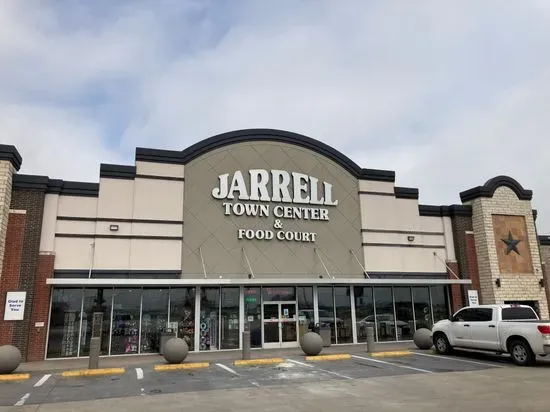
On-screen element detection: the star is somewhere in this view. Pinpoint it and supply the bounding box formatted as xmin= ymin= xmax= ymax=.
xmin=501 ymin=231 xmax=521 ymax=255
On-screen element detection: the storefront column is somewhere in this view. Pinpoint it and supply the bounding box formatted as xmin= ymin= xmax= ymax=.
xmin=194 ymin=286 xmax=201 ymax=352
xmin=350 ymin=286 xmax=357 ymax=344
xmin=312 ymin=286 xmax=319 ymax=328
xmin=239 ymin=286 xmax=244 ymax=349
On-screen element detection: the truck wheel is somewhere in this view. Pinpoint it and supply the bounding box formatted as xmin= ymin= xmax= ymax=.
xmin=433 ymin=333 xmax=452 ymax=355
xmin=509 ymin=339 xmax=536 ymax=366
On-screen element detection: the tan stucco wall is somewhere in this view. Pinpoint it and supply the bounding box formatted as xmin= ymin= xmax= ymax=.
xmin=97 ymin=178 xmax=134 ymax=218
xmin=133 ymin=178 xmax=184 ymax=221
xmin=468 ymin=186 xmax=548 ymax=318
xmin=0 ymin=160 xmax=16 ymax=278
xmin=181 ymin=141 xmax=363 ymax=278
xmin=135 ymin=161 xmax=184 ymax=178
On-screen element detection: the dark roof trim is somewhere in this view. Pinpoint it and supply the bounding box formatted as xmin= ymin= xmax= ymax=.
xmin=394 ymin=187 xmax=419 ymax=200
xmin=136 ymin=129 xmax=396 ymax=182
xmin=460 ymin=175 xmax=533 ymax=202
xmin=0 ymin=145 xmax=22 ymax=171
xmin=53 ymin=269 xmax=181 ymax=279
xmin=418 ymin=204 xmax=472 ymax=217
xmin=100 ymin=164 xmax=136 ymax=180
xmin=13 ymin=174 xmax=99 ymax=197
xmin=539 ymin=235 xmax=550 ymax=246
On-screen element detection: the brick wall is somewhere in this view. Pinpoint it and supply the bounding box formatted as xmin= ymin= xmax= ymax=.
xmin=0 ymin=161 xmax=16 ymax=278
xmin=465 ymin=232 xmax=482 ymax=298
xmin=447 ymin=261 xmax=463 ymax=313
xmin=9 ymin=189 xmax=46 ymax=360
xmin=468 ymin=187 xmax=548 ymax=318
xmin=450 ymin=214 xmax=474 ymax=307
xmin=27 ymin=252 xmax=55 ymax=361
xmin=0 ymin=211 xmax=26 ymax=346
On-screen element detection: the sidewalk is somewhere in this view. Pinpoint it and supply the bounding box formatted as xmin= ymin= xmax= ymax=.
xmin=15 ymin=341 xmax=416 ymax=373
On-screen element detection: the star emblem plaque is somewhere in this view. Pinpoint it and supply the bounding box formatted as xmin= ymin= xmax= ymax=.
xmin=501 ymin=230 xmax=521 ymax=255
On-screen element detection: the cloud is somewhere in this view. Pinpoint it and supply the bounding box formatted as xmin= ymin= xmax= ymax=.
xmin=1 ymin=0 xmax=550 ymax=230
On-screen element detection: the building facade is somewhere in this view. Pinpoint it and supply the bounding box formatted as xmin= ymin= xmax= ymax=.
xmin=0 ymin=129 xmax=548 ymax=361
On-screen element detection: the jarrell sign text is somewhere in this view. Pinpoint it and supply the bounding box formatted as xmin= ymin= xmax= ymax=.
xmin=211 ymin=169 xmax=338 ymax=243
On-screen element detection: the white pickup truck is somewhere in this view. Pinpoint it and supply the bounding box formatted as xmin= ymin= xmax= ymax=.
xmin=432 ymin=304 xmax=550 ymax=366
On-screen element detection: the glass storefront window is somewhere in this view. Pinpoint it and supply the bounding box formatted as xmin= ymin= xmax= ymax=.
xmin=263 ymin=286 xmax=295 ymax=301
xmin=334 ymin=287 xmax=353 ymax=344
xmin=393 ymin=287 xmax=414 ymax=341
xmin=220 ymin=287 xmax=240 ymax=349
xmin=169 ymin=288 xmax=196 ymax=351
xmin=374 ymin=287 xmax=395 ymax=342
xmin=297 ymin=286 xmax=314 ymax=337
xmin=110 ymin=288 xmax=142 ymax=355
xmin=317 ymin=286 xmax=336 ymax=344
xmin=199 ymin=288 xmax=220 ymax=351
xmin=140 ymin=288 xmax=169 ymax=353
xmin=431 ymin=286 xmax=450 ymax=323
xmin=80 ymin=288 xmax=113 ymax=356
xmin=244 ymin=287 xmax=262 ymax=348
xmin=412 ymin=287 xmax=432 ymax=330
xmin=47 ymin=288 xmax=83 ymax=358
xmin=354 ymin=287 xmax=374 ymax=343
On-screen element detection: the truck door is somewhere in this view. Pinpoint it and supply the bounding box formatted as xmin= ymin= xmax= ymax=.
xmin=467 ymin=308 xmax=499 ymax=350
xmin=450 ymin=308 xmax=475 ymax=347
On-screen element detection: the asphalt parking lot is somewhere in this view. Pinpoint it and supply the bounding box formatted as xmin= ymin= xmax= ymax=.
xmin=0 ymin=349 xmax=528 ymax=408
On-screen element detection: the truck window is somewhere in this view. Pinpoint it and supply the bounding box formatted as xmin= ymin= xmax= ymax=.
xmin=502 ymin=307 xmax=538 ymax=320
xmin=472 ymin=308 xmax=493 ymax=322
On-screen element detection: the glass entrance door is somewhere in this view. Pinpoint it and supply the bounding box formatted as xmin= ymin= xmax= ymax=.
xmin=263 ymin=302 xmax=298 ymax=348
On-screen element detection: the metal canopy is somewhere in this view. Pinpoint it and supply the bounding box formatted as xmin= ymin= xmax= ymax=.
xmin=47 ymin=277 xmax=471 ymax=287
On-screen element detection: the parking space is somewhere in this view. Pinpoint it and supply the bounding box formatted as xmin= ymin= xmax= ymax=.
xmin=0 ymin=350 xmax=536 ymax=407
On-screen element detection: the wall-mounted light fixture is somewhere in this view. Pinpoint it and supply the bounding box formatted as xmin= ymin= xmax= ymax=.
xmin=495 ymin=278 xmax=501 ymax=288
xmin=407 ymin=235 xmax=415 ymax=242
xmin=539 ymin=278 xmax=545 ymax=288
xmin=109 ymin=224 xmax=119 ymax=231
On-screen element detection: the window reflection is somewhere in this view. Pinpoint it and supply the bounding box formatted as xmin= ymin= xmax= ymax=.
xmin=220 ymin=287 xmax=240 ymax=349
xmin=354 ymin=287 xmax=374 ymax=343
xmin=245 ymin=287 xmax=262 ymax=348
xmin=393 ymin=287 xmax=413 ymax=340
xmin=110 ymin=288 xmax=141 ymax=355
xmin=297 ymin=286 xmax=314 ymax=338
xmin=334 ymin=287 xmax=353 ymax=344
xmin=199 ymin=288 xmax=220 ymax=351
xmin=169 ymin=288 xmax=196 ymax=351
xmin=317 ymin=286 xmax=336 ymax=344
xmin=412 ymin=287 xmax=432 ymax=330
xmin=431 ymin=286 xmax=450 ymax=323
xmin=47 ymin=288 xmax=83 ymax=358
xmin=80 ymin=288 xmax=113 ymax=356
xmin=374 ymin=287 xmax=395 ymax=342
xmin=141 ymin=288 xmax=169 ymax=353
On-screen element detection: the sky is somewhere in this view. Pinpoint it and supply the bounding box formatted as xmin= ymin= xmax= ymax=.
xmin=2 ymin=0 xmax=550 ymax=231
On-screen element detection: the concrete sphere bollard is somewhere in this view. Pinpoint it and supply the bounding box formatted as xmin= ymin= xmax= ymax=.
xmin=413 ymin=328 xmax=433 ymax=350
xmin=163 ymin=338 xmax=189 ymax=364
xmin=300 ymin=332 xmax=323 ymax=356
xmin=0 ymin=345 xmax=22 ymax=374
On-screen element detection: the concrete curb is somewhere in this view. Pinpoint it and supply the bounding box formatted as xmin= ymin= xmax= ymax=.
xmin=371 ymin=351 xmax=412 ymax=357
xmin=154 ymin=362 xmax=210 ymax=371
xmin=233 ymin=358 xmax=285 ymax=366
xmin=305 ymin=354 xmax=352 ymax=361
xmin=61 ymin=368 xmax=125 ymax=377
xmin=0 ymin=373 xmax=30 ymax=382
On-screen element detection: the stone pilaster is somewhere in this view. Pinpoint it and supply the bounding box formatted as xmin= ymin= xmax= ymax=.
xmin=0 ymin=145 xmax=22 ymax=279
xmin=462 ymin=178 xmax=548 ymax=319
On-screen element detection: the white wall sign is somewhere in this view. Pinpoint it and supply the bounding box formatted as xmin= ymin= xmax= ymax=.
xmin=467 ymin=290 xmax=479 ymax=306
xmin=212 ymin=169 xmax=338 ymax=243
xmin=4 ymin=291 xmax=26 ymax=321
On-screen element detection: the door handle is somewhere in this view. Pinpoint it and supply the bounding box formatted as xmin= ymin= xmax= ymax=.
xmin=488 ymin=325 xmax=496 ymax=328
xmin=463 ymin=324 xmax=470 ymax=327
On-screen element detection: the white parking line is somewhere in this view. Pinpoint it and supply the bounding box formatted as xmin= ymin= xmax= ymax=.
xmin=216 ymin=363 xmax=239 ymax=376
xmin=352 ymin=354 xmax=433 ymax=374
xmin=411 ymin=351 xmax=506 ymax=368
xmin=34 ymin=374 xmax=51 ymax=387
xmin=15 ymin=393 xmax=30 ymax=406
xmin=285 ymin=359 xmax=314 ymax=368
xmin=135 ymin=368 xmax=144 ymax=380
xmin=318 ymin=368 xmax=353 ymax=380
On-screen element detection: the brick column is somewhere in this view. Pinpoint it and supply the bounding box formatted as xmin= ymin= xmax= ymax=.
xmin=0 ymin=211 xmax=26 ymax=346
xmin=447 ymin=261 xmax=463 ymax=313
xmin=543 ymin=263 xmax=550 ymax=314
xmin=27 ymin=252 xmax=55 ymax=361
xmin=0 ymin=161 xmax=17 ymax=279
xmin=465 ymin=231 xmax=482 ymax=305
